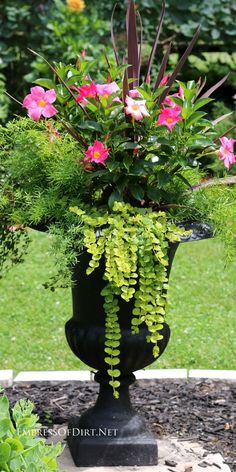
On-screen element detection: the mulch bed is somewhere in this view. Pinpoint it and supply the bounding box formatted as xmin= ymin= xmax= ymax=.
xmin=5 ymin=379 xmax=236 ymax=471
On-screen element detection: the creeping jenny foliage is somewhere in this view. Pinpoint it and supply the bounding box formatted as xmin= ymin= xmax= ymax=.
xmin=71 ymin=202 xmax=189 ymax=397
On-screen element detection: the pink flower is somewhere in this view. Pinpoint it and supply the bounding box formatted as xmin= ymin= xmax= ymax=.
xmin=125 ymin=96 xmax=150 ymax=121
xmin=73 ymin=82 xmax=97 ymax=103
xmin=22 ymin=86 xmax=58 ymax=121
xmin=163 ymin=93 xmax=182 ymax=114
xmin=85 ymin=140 xmax=109 ymax=165
xmin=129 ymin=89 xmax=141 ymax=98
xmin=157 ymin=106 xmax=182 ymax=131
xmin=179 ymin=85 xmax=184 ymax=99
xmin=218 ymin=136 xmax=236 ymax=169
xmin=96 ymin=81 xmax=120 ymax=98
xmin=159 ymin=74 xmax=170 ymax=87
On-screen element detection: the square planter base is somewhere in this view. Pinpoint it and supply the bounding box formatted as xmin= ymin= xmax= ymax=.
xmin=67 ymin=417 xmax=158 ymax=467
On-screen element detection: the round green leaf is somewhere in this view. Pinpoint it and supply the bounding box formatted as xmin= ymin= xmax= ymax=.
xmin=0 ymin=442 xmax=11 ymax=464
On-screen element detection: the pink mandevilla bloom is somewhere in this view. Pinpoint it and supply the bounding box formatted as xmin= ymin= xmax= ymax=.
xmin=96 ymin=81 xmax=120 ymax=98
xmin=85 ymin=140 xmax=109 ymax=165
xmin=125 ymin=96 xmax=150 ymax=121
xmin=164 ymin=92 xmax=182 ymax=114
xmin=218 ymin=136 xmax=236 ymax=169
xmin=73 ymin=82 xmax=97 ymax=103
xmin=159 ymin=74 xmax=170 ymax=86
xmin=129 ymin=89 xmax=141 ymax=98
xmin=157 ymin=106 xmax=182 ymax=131
xmin=22 ymin=86 xmax=58 ymax=121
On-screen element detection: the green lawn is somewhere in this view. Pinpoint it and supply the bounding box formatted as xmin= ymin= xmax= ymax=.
xmin=0 ymin=231 xmax=235 ymax=372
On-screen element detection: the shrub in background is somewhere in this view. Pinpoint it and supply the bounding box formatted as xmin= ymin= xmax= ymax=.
xmin=0 ymin=0 xmax=110 ymax=121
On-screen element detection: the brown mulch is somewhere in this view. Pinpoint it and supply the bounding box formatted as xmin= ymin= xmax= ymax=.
xmin=5 ymin=378 xmax=236 ymax=471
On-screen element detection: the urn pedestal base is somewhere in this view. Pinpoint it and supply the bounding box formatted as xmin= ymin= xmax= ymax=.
xmin=67 ymin=373 xmax=158 ymax=467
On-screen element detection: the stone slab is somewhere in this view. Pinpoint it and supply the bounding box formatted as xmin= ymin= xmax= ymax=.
xmin=135 ymin=369 xmax=188 ymax=379
xmin=0 ymin=370 xmax=13 ymax=387
xmin=49 ymin=426 xmax=231 ymax=471
xmin=14 ymin=370 xmax=92 ymax=383
xmin=189 ymin=370 xmax=236 ymax=381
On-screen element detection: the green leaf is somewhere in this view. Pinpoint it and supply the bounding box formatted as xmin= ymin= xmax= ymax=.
xmin=111 ymin=349 xmax=120 ymax=356
xmin=123 ymin=155 xmax=133 ymax=171
xmin=0 ymin=418 xmax=12 ymax=438
xmin=157 ymin=170 xmax=170 ymax=187
xmin=193 ymin=97 xmax=213 ymax=111
xmin=109 ymin=380 xmax=120 ymax=389
xmin=119 ymin=141 xmax=138 ymax=150
xmin=108 ymin=369 xmax=120 ymax=378
xmin=130 ymin=183 xmax=144 ymax=201
xmin=187 ymin=137 xmax=214 ymax=147
xmin=175 ymin=173 xmax=193 ymax=189
xmin=181 ymin=101 xmax=193 ymax=119
xmin=108 ymin=190 xmax=123 ymax=209
xmin=26 ymin=464 xmax=38 ymax=472
xmin=0 ymin=442 xmax=11 ymax=465
xmin=33 ymin=78 xmax=55 ymax=89
xmin=106 ymin=160 xmax=120 ymax=172
xmin=0 ymin=396 xmax=9 ymax=419
xmin=136 ymin=87 xmax=153 ymax=101
xmin=105 ymin=340 xmax=120 ymax=348
xmin=77 ymin=121 xmax=103 ymax=132
xmin=169 ymin=96 xmax=183 ymax=107
xmin=108 ymin=357 xmax=120 ymax=366
xmin=146 ymin=187 xmax=161 ymax=202
xmin=129 ymin=161 xmax=148 ymax=176
xmin=5 ymin=438 xmax=24 ymax=454
xmin=185 ymin=111 xmax=206 ymax=127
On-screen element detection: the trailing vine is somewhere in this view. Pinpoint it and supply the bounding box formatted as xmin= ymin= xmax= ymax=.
xmin=71 ymin=202 xmax=189 ymax=397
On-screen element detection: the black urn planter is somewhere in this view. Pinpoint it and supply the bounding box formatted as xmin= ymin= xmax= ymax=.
xmin=65 ymin=222 xmax=212 ymax=467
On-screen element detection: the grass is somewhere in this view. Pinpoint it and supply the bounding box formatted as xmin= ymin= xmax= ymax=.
xmin=0 ymin=231 xmax=235 ymax=373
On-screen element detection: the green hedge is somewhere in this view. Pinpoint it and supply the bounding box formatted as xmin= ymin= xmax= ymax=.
xmin=1 ymin=0 xmax=235 ymax=122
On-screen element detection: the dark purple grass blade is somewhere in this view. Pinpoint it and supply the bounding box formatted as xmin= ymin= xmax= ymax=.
xmin=123 ymin=62 xmax=129 ymax=103
xmin=111 ymin=4 xmax=120 ymax=66
xmin=145 ymin=0 xmax=166 ymax=84
xmin=157 ymin=26 xmax=201 ymax=105
xmin=200 ymin=74 xmax=229 ymax=98
xmin=127 ymin=0 xmax=140 ymax=88
xmin=154 ymin=42 xmax=171 ymax=91
xmin=104 ymin=53 xmax=111 ymax=69
xmin=137 ymin=9 xmax=143 ymax=80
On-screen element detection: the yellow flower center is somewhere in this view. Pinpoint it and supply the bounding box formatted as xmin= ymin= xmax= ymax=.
xmin=132 ymin=104 xmax=140 ymax=111
xmin=167 ymin=118 xmax=173 ymax=123
xmin=93 ymin=151 xmax=101 ymax=159
xmin=38 ymin=99 xmax=46 ymax=107
xmin=223 ymin=149 xmax=228 ymax=154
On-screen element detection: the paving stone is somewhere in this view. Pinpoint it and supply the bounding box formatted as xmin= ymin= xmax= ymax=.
xmin=188 ymin=370 xmax=236 ymax=381
xmin=14 ymin=370 xmax=92 ymax=383
xmin=0 ymin=370 xmax=13 ymax=387
xmin=135 ymin=369 xmax=188 ymax=379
